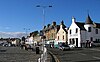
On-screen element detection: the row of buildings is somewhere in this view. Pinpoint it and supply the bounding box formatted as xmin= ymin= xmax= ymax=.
xmin=32 ymin=15 xmax=100 ymax=47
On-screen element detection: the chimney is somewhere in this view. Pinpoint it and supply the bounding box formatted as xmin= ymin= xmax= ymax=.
xmin=52 ymin=21 xmax=56 ymax=26
xmin=72 ymin=16 xmax=76 ymax=23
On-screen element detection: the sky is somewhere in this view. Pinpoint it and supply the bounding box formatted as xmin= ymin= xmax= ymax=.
xmin=0 ymin=0 xmax=100 ymax=33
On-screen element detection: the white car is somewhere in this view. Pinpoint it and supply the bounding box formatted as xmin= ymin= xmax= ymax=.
xmin=69 ymin=44 xmax=75 ymax=49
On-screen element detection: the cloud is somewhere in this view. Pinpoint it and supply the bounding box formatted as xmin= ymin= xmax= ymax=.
xmin=0 ymin=32 xmax=27 ymax=38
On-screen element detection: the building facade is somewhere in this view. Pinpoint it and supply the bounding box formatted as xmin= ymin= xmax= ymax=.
xmin=68 ymin=15 xmax=100 ymax=47
xmin=42 ymin=21 xmax=60 ymax=44
xmin=56 ymin=21 xmax=68 ymax=44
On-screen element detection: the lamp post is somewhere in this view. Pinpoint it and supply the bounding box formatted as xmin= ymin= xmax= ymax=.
xmin=23 ymin=28 xmax=30 ymax=37
xmin=36 ymin=5 xmax=52 ymax=46
xmin=36 ymin=5 xmax=52 ymax=62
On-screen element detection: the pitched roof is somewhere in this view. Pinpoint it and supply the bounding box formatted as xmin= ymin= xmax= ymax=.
xmin=63 ymin=28 xmax=68 ymax=33
xmin=60 ymin=20 xmax=66 ymax=28
xmin=75 ymin=22 xmax=86 ymax=30
xmin=85 ymin=15 xmax=93 ymax=24
xmin=60 ymin=20 xmax=67 ymax=33
xmin=93 ymin=23 xmax=100 ymax=29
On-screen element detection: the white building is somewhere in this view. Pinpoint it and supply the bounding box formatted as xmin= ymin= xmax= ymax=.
xmin=56 ymin=21 xmax=68 ymax=44
xmin=25 ymin=37 xmax=33 ymax=44
xmin=68 ymin=15 xmax=100 ymax=47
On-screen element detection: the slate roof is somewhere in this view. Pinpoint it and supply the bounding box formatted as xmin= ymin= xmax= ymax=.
xmin=63 ymin=28 xmax=68 ymax=33
xmin=75 ymin=21 xmax=100 ymax=30
xmin=93 ymin=23 xmax=100 ymax=29
xmin=75 ymin=22 xmax=86 ymax=30
xmin=60 ymin=20 xmax=66 ymax=29
xmin=60 ymin=20 xmax=67 ymax=33
xmin=85 ymin=15 xmax=93 ymax=24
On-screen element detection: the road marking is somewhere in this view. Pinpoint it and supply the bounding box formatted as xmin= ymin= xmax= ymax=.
xmin=93 ymin=56 xmax=100 ymax=59
xmin=78 ymin=53 xmax=87 ymax=56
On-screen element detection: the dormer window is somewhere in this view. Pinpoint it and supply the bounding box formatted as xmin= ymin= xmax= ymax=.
xmin=88 ymin=27 xmax=91 ymax=32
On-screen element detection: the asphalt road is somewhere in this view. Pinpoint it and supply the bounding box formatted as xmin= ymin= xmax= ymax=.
xmin=0 ymin=46 xmax=40 ymax=62
xmin=48 ymin=47 xmax=100 ymax=62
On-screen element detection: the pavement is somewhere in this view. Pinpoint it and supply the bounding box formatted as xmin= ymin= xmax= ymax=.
xmin=0 ymin=46 xmax=52 ymax=62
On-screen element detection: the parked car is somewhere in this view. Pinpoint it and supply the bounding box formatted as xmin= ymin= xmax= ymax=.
xmin=24 ymin=44 xmax=34 ymax=51
xmin=91 ymin=41 xmax=100 ymax=47
xmin=59 ymin=44 xmax=70 ymax=51
xmin=54 ymin=44 xmax=59 ymax=48
xmin=0 ymin=42 xmax=4 ymax=46
xmin=69 ymin=44 xmax=76 ymax=49
xmin=2 ymin=42 xmax=11 ymax=47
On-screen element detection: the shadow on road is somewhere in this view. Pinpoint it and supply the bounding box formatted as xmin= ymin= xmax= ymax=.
xmin=0 ymin=49 xmax=7 ymax=52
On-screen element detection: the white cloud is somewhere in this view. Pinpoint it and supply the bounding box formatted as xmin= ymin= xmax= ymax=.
xmin=0 ymin=32 xmax=27 ymax=38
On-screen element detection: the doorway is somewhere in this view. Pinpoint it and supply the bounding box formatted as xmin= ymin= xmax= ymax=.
xmin=76 ymin=38 xmax=78 ymax=47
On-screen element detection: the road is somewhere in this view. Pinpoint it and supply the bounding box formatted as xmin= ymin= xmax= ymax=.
xmin=0 ymin=46 xmax=40 ymax=62
xmin=48 ymin=47 xmax=100 ymax=62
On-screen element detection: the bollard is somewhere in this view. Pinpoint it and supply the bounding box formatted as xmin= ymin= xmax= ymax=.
xmin=36 ymin=46 xmax=40 ymax=54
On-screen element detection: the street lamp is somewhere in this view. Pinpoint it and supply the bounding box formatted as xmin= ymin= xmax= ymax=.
xmin=36 ymin=4 xmax=52 ymax=44
xmin=36 ymin=5 xmax=52 ymax=28
xmin=36 ymin=5 xmax=52 ymax=44
xmin=23 ymin=28 xmax=30 ymax=37
xmin=36 ymin=5 xmax=52 ymax=62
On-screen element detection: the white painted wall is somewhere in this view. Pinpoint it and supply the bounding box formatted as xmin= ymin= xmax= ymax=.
xmin=68 ymin=18 xmax=100 ymax=47
xmin=81 ymin=30 xmax=86 ymax=43
xmin=84 ymin=24 xmax=94 ymax=41
xmin=56 ymin=24 xmax=67 ymax=43
xmin=93 ymin=28 xmax=100 ymax=41
xmin=68 ymin=18 xmax=81 ymax=47
xmin=84 ymin=24 xmax=100 ymax=42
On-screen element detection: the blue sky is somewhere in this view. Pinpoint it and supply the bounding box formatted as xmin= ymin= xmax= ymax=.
xmin=0 ymin=0 xmax=100 ymax=32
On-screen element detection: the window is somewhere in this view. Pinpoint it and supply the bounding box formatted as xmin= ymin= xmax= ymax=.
xmin=69 ymin=39 xmax=71 ymax=44
xmin=70 ymin=30 xmax=71 ymax=34
xmin=88 ymin=27 xmax=91 ymax=32
xmin=95 ymin=39 xmax=100 ymax=42
xmin=70 ymin=39 xmax=75 ymax=44
xmin=98 ymin=39 xmax=100 ymax=42
xmin=90 ymin=37 xmax=93 ymax=41
xmin=95 ymin=29 xmax=98 ymax=34
xmin=63 ymin=35 xmax=64 ymax=40
xmin=96 ymin=39 xmax=98 ymax=41
xmin=69 ymin=39 xmax=75 ymax=44
xmin=52 ymin=33 xmax=53 ymax=38
xmin=98 ymin=39 xmax=99 ymax=42
xmin=58 ymin=36 xmax=59 ymax=40
xmin=76 ymin=28 xmax=78 ymax=33
xmin=72 ymin=39 xmax=75 ymax=44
